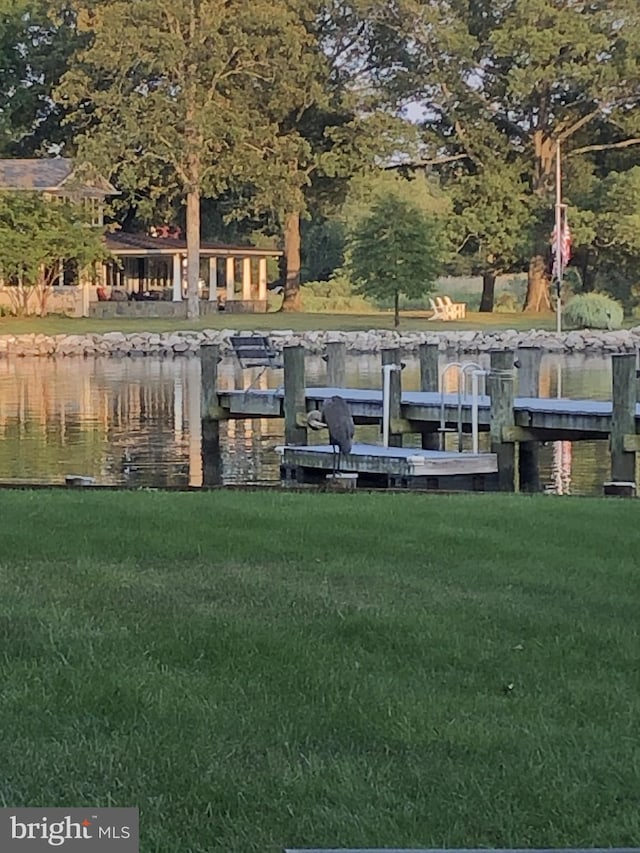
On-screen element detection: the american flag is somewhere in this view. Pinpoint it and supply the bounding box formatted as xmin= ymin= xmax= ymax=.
xmin=551 ymin=209 xmax=571 ymax=280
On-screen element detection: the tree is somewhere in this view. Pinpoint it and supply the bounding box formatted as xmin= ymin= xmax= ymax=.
xmin=0 ymin=191 xmax=107 ymax=315
xmin=0 ymin=0 xmax=82 ymax=155
xmin=57 ymin=0 xmax=312 ymax=319
xmin=229 ymin=0 xmax=412 ymax=312
xmin=446 ymin=164 xmax=532 ymax=311
xmin=347 ymin=193 xmax=442 ymax=327
xmin=375 ymin=0 xmax=640 ymax=312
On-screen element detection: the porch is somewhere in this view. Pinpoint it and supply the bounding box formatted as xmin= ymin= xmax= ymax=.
xmin=99 ymin=232 xmax=281 ymax=314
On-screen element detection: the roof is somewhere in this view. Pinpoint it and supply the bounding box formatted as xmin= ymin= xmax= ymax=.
xmin=106 ymin=231 xmax=282 ymax=257
xmin=0 ymin=158 xmax=118 ymax=195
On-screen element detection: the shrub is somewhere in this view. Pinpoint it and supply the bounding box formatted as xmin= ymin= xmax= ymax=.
xmin=563 ymin=293 xmax=624 ymax=330
xmin=301 ymin=275 xmax=375 ymax=313
xmin=494 ymin=292 xmax=519 ymax=313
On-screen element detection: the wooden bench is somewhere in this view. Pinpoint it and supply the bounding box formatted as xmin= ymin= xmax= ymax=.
xmin=229 ymin=334 xmax=283 ymax=391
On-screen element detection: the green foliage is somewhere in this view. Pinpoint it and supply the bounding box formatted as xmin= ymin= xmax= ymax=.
xmin=379 ymin=0 xmax=640 ymax=311
xmin=300 ymin=274 xmax=374 ymax=313
xmin=301 ymin=216 xmax=345 ymax=282
xmin=563 ymin=293 xmax=624 ymax=331
xmin=347 ymin=193 xmax=443 ymax=326
xmin=58 ymin=0 xmax=315 ymax=318
xmin=0 ymin=0 xmax=81 ymax=155
xmin=0 ymin=191 xmax=107 ymax=315
xmin=494 ymin=292 xmax=519 ymax=313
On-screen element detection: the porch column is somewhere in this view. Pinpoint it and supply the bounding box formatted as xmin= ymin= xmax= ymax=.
xmin=208 ymin=257 xmax=217 ymax=302
xmin=258 ymin=257 xmax=268 ymax=301
xmin=242 ymin=257 xmax=252 ymax=301
xmin=226 ymin=257 xmax=235 ymax=301
xmin=172 ymin=253 xmax=183 ymax=301
xmin=81 ymin=280 xmax=90 ymax=318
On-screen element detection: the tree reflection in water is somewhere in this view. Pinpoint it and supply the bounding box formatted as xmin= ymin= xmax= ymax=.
xmin=0 ymin=351 xmax=617 ymax=494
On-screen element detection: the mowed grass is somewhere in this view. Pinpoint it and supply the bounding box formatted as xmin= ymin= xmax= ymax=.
xmin=1 ymin=489 xmax=639 ymax=852
xmin=0 ymin=309 xmax=557 ymax=336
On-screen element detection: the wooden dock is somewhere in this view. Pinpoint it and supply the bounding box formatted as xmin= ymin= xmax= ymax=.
xmin=200 ymin=341 xmax=640 ymax=495
xmin=277 ymin=442 xmax=498 ymax=490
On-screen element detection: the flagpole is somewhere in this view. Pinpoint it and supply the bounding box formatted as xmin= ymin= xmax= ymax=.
xmin=555 ymin=140 xmax=563 ymax=335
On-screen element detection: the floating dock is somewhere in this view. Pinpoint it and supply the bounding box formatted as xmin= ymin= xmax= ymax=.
xmin=278 ymin=442 xmax=498 ymax=490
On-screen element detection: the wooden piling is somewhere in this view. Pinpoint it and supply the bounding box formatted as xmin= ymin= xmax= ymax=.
xmin=516 ymin=346 xmax=542 ymax=493
xmin=325 ymin=341 xmax=346 ymax=388
xmin=419 ymin=342 xmax=440 ymax=450
xmin=284 ymin=345 xmax=307 ymax=445
xmin=200 ymin=344 xmax=222 ymax=486
xmin=610 ymin=353 xmax=636 ymax=491
xmin=381 ymin=347 xmax=403 ymax=447
xmin=488 ymin=350 xmax=516 ymax=492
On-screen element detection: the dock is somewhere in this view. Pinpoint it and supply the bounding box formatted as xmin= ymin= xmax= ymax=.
xmin=200 ymin=341 xmax=640 ymax=495
xmin=277 ymin=443 xmax=498 ymax=490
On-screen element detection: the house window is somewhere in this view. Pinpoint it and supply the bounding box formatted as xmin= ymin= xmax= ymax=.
xmin=83 ymin=197 xmax=103 ymax=227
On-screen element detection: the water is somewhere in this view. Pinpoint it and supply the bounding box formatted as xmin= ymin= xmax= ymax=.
xmin=0 ymin=351 xmax=621 ymax=494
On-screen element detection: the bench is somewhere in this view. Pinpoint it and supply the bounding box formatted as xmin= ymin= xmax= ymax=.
xmin=229 ymin=334 xmax=283 ymax=391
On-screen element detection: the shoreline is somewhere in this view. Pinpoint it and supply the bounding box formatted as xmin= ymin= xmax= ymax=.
xmin=0 ymin=326 xmax=639 ymax=357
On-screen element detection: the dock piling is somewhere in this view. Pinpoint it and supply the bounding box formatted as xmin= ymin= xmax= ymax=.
xmin=609 ymin=353 xmax=636 ymax=492
xmin=284 ymin=345 xmax=308 ymax=445
xmin=516 ymin=346 xmax=542 ymax=493
xmin=419 ymin=342 xmax=440 ymax=450
xmin=488 ymin=350 xmax=516 ymax=492
xmin=381 ymin=348 xmax=403 ymax=447
xmin=200 ymin=344 xmax=222 ymax=486
xmin=325 ymin=341 xmax=346 ymax=388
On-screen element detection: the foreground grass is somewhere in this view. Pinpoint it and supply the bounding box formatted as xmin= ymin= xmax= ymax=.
xmin=0 ymin=310 xmax=557 ymax=336
xmin=1 ymin=489 xmax=639 ymax=852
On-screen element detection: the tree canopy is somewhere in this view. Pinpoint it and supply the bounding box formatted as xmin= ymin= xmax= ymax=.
xmin=0 ymin=0 xmax=639 ymax=314
xmin=347 ymin=191 xmax=443 ymax=327
xmin=0 ymin=191 xmax=107 ymax=314
xmin=57 ymin=0 xmax=315 ymax=318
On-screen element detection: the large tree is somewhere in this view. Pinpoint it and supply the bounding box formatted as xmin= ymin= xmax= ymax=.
xmin=0 ymin=0 xmax=82 ymax=155
xmin=446 ymin=163 xmax=532 ymax=311
xmin=376 ymin=0 xmax=640 ymax=312
xmin=57 ymin=0 xmax=313 ymax=319
xmin=230 ymin=0 xmax=411 ymax=312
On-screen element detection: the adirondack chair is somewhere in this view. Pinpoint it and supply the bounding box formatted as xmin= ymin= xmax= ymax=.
xmin=442 ymin=295 xmax=467 ymax=319
xmin=428 ymin=297 xmax=448 ymax=320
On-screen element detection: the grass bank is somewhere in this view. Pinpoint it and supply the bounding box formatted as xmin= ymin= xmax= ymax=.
xmin=1 ymin=489 xmax=638 ymax=852
xmin=0 ymin=310 xmax=556 ymax=336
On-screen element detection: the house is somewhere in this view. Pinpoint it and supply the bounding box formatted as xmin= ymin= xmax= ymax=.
xmin=0 ymin=158 xmax=281 ymax=316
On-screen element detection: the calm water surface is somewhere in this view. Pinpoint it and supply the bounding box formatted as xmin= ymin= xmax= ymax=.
xmin=0 ymin=352 xmax=623 ymax=495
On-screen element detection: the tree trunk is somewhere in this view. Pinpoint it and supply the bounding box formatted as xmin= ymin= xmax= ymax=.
xmin=523 ymin=130 xmax=555 ymax=313
xmin=394 ymin=290 xmax=400 ymax=327
xmin=280 ymin=210 xmax=302 ymax=312
xmin=523 ymin=254 xmax=551 ymax=312
xmin=186 ymin=187 xmax=201 ymax=320
xmin=479 ymin=271 xmax=496 ymax=312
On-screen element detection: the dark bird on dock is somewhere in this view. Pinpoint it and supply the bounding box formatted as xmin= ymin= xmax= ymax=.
xmin=307 ymin=395 xmax=354 ymax=475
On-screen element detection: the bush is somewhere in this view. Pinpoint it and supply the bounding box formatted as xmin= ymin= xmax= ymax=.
xmin=563 ymin=293 xmax=624 ymax=330
xmin=301 ymin=275 xmax=375 ymax=313
xmin=494 ymin=292 xmax=519 ymax=313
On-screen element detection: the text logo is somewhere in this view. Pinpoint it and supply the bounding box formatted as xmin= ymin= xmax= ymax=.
xmin=0 ymin=809 xmax=138 ymax=852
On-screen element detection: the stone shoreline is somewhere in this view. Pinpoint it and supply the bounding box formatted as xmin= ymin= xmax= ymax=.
xmin=1 ymin=327 xmax=640 ymax=358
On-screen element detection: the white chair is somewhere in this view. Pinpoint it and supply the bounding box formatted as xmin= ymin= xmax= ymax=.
xmin=442 ymin=295 xmax=466 ymax=319
xmin=428 ymin=297 xmax=447 ymax=320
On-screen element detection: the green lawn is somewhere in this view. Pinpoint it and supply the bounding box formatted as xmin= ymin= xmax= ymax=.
xmin=0 ymin=309 xmax=557 ymax=336
xmin=0 ymin=489 xmax=638 ymax=852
